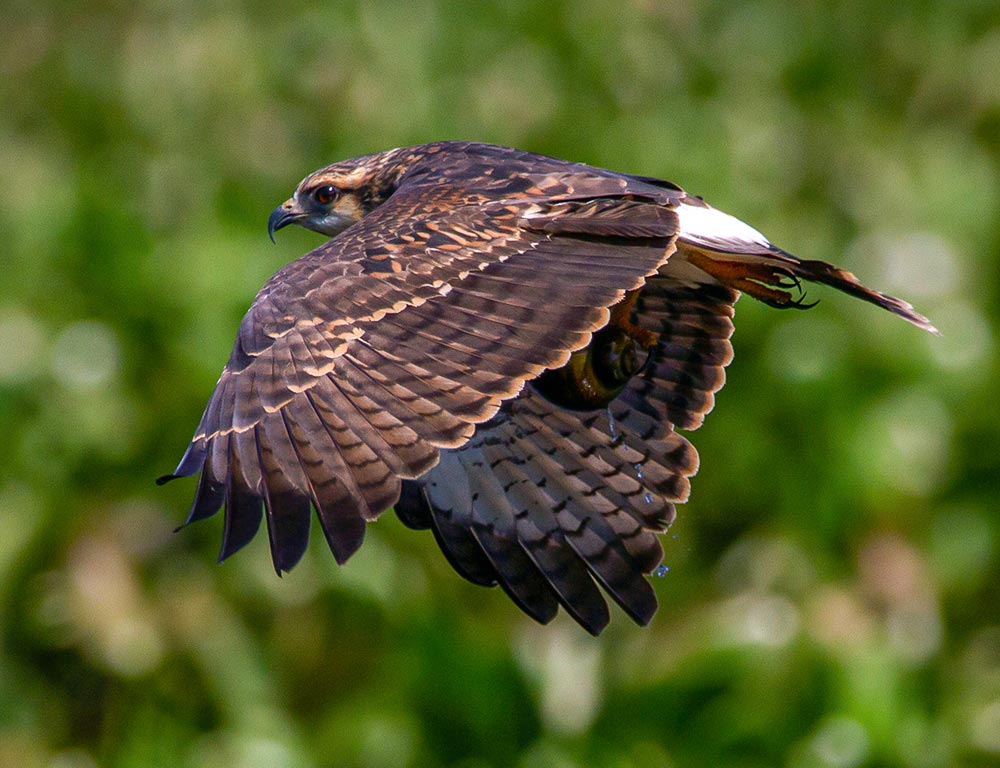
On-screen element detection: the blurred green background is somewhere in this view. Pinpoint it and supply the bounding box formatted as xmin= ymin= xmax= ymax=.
xmin=3 ymin=1 xmax=999 ymax=766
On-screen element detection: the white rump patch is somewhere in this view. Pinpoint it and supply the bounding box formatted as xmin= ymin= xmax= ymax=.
xmin=676 ymin=202 xmax=771 ymax=250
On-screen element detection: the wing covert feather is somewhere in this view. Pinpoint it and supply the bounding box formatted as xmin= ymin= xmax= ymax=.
xmin=162 ymin=141 xmax=934 ymax=633
xmin=166 ymin=184 xmax=679 ymax=580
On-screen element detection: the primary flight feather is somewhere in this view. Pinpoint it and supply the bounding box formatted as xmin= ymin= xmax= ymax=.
xmin=161 ymin=141 xmax=935 ymax=635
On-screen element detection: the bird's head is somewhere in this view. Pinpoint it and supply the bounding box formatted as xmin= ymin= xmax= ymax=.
xmin=267 ymin=171 xmax=370 ymax=241
xmin=267 ymin=149 xmax=412 ymax=242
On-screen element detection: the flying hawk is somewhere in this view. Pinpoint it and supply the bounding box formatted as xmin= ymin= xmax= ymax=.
xmin=160 ymin=141 xmax=935 ymax=635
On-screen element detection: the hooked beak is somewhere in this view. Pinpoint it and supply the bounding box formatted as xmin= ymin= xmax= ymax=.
xmin=267 ymin=199 xmax=304 ymax=243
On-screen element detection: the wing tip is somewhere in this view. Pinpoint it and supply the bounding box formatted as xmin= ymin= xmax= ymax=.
xmin=159 ymin=439 xmax=210 ymax=486
xmin=317 ymin=512 xmax=367 ymax=565
xmin=577 ymin=607 xmax=611 ymax=637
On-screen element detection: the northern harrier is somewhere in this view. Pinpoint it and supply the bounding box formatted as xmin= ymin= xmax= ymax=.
xmin=160 ymin=142 xmax=935 ymax=634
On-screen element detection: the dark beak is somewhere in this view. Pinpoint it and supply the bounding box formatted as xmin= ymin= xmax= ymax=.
xmin=268 ymin=200 xmax=303 ymax=243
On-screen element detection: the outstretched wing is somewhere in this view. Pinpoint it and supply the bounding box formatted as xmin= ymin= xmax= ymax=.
xmin=395 ymin=279 xmax=739 ymax=634
xmin=162 ymin=181 xmax=681 ymax=575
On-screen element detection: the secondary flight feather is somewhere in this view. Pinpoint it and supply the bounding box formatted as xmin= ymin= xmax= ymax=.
xmin=161 ymin=141 xmax=935 ymax=635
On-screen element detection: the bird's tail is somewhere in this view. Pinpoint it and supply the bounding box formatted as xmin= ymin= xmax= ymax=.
xmin=679 ymin=244 xmax=939 ymax=335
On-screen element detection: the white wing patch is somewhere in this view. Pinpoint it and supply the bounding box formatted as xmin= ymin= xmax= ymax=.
xmin=676 ymin=202 xmax=772 ymax=251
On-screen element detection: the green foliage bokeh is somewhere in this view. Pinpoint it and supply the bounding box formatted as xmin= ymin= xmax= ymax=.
xmin=2 ymin=1 xmax=999 ymax=766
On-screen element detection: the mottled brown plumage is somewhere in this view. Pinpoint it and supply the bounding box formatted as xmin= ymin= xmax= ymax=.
xmin=161 ymin=141 xmax=935 ymax=635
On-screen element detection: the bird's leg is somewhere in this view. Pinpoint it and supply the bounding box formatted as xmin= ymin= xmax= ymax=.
xmin=608 ymin=289 xmax=659 ymax=348
xmin=685 ymin=249 xmax=815 ymax=309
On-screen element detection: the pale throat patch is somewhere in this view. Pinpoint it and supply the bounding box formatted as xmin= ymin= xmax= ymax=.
xmin=305 ymin=195 xmax=365 ymax=235
xmin=334 ymin=193 xmax=365 ymax=224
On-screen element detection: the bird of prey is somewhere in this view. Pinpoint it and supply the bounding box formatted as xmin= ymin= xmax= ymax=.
xmin=160 ymin=141 xmax=935 ymax=635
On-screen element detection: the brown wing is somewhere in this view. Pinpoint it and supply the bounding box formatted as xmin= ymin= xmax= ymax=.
xmin=162 ymin=183 xmax=680 ymax=574
xmin=394 ymin=279 xmax=739 ymax=635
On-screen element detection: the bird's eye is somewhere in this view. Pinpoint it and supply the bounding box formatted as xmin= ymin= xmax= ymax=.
xmin=312 ymin=185 xmax=338 ymax=205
